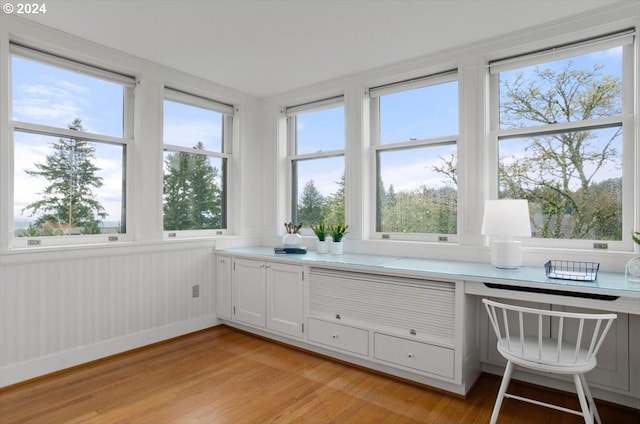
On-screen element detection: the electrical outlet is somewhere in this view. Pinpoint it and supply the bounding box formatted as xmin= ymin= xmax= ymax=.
xmin=192 ymin=284 xmax=200 ymax=298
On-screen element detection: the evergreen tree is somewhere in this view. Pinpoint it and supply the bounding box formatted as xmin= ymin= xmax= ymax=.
xmin=163 ymin=142 xmax=222 ymax=230
xmin=322 ymin=173 xmax=345 ymax=225
xmin=297 ymin=179 xmax=325 ymax=227
xmin=22 ymin=118 xmax=106 ymax=235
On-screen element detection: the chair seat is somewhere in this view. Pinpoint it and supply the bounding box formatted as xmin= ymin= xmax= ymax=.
xmin=483 ymin=298 xmax=616 ymax=424
xmin=497 ymin=336 xmax=597 ymax=374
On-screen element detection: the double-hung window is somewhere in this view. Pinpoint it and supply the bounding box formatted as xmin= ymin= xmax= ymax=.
xmin=10 ymin=44 xmax=134 ymax=247
xmin=162 ymin=88 xmax=232 ymax=234
xmin=489 ymin=30 xmax=635 ymax=249
xmin=286 ymin=97 xmax=345 ymax=228
xmin=370 ymin=71 xmax=459 ymax=240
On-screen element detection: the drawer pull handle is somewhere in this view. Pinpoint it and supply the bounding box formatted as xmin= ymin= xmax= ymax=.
xmin=408 ymin=353 xmax=414 ymax=358
xmin=332 ymin=334 xmax=338 ymax=339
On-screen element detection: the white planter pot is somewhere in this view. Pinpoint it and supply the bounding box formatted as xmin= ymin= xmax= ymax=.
xmin=282 ymin=233 xmax=302 ymax=246
xmin=330 ymin=240 xmax=343 ymax=254
xmin=316 ymin=240 xmax=329 ymax=254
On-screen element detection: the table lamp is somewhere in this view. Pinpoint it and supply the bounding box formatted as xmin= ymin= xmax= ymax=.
xmin=481 ymin=199 xmax=532 ymax=269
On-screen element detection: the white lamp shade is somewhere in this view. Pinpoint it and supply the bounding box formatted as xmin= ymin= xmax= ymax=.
xmin=481 ymin=199 xmax=532 ymax=237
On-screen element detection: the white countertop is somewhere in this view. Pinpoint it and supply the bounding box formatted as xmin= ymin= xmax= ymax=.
xmin=218 ymin=246 xmax=640 ymax=299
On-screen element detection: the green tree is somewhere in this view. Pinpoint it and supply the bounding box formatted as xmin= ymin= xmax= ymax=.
xmin=322 ymin=173 xmax=345 ymax=225
xmin=22 ymin=118 xmax=106 ymax=235
xmin=499 ymin=63 xmax=622 ymax=240
xmin=297 ymin=179 xmax=325 ymax=227
xmin=163 ymin=142 xmax=222 ymax=230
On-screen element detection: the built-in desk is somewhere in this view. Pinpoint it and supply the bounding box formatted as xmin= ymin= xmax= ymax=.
xmin=216 ymin=247 xmax=640 ymax=408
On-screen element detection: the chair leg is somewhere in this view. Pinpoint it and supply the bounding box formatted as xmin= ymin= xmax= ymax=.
xmin=490 ymin=360 xmax=514 ymax=424
xmin=574 ymin=373 xmax=594 ymax=424
xmin=579 ymin=373 xmax=602 ymax=424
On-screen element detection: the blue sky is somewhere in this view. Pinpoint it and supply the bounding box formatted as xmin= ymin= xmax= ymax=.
xmin=498 ymin=47 xmax=623 ymax=190
xmin=12 ymin=55 xmax=125 ymax=225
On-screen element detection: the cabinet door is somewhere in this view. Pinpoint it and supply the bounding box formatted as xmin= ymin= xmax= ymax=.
xmin=266 ymin=262 xmax=304 ymax=338
xmin=551 ymin=305 xmax=629 ymax=392
xmin=215 ymin=255 xmax=232 ymax=319
xmin=233 ymin=258 xmax=266 ymax=327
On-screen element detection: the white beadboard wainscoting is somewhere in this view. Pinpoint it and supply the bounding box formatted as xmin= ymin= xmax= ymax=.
xmin=0 ymin=241 xmax=217 ymax=387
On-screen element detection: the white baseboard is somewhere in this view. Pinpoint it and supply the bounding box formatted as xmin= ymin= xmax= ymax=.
xmin=0 ymin=315 xmax=221 ymax=388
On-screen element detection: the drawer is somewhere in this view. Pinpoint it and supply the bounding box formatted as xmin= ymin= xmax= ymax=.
xmin=374 ymin=333 xmax=454 ymax=379
xmin=307 ymin=318 xmax=369 ymax=356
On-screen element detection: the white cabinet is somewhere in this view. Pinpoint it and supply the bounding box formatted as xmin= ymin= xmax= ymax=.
xmin=374 ymin=333 xmax=454 ymax=379
xmin=266 ymin=262 xmax=304 ymax=338
xmin=231 ymin=258 xmax=304 ymax=338
xmin=308 ymin=268 xmax=460 ymax=384
xmin=232 ymin=258 xmax=267 ymax=327
xmin=215 ymin=255 xmax=232 ymax=319
xmin=307 ymin=317 xmax=369 ymax=356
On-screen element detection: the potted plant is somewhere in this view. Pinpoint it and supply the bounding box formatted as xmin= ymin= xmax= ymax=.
xmin=328 ymin=223 xmax=349 ymax=254
xmin=282 ymin=222 xmax=303 ymax=246
xmin=311 ymin=222 xmax=329 ymax=254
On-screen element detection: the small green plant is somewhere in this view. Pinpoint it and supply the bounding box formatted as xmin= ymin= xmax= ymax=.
xmin=311 ymin=222 xmax=328 ymax=241
xmin=329 ymin=223 xmax=349 ymax=243
xmin=633 ymin=231 xmax=640 ymax=246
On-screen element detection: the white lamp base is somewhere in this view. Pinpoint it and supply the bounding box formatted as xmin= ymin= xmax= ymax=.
xmin=491 ymin=239 xmax=522 ymax=269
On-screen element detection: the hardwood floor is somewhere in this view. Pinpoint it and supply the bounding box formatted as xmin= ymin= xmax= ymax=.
xmin=1 ymin=325 xmax=637 ymax=424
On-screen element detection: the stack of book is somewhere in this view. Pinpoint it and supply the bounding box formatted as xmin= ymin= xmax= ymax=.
xmin=274 ymin=246 xmax=308 ymax=254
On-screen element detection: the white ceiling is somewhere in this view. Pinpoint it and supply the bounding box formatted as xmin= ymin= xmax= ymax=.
xmin=23 ymin=0 xmax=626 ymax=98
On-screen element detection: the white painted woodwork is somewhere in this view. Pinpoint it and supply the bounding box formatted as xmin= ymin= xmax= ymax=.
xmin=215 ymin=255 xmax=233 ymax=320
xmin=374 ymin=333 xmax=455 ymax=379
xmin=0 ymin=243 xmax=215 ymax=387
xmin=308 ymin=268 xmax=456 ymax=346
xmin=307 ymin=318 xmax=369 ymax=356
xmin=230 ymin=258 xmax=304 ymax=337
xmin=232 ymin=258 xmax=267 ymax=327
xmin=266 ymin=262 xmax=304 ymax=338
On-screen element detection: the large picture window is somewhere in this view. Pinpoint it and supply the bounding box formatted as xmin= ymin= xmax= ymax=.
xmin=370 ymin=72 xmax=459 ymax=239
xmin=490 ymin=31 xmax=634 ymax=247
xmin=162 ymin=89 xmax=232 ymax=233
xmin=287 ymin=97 xmax=345 ymax=228
xmin=10 ymin=45 xmax=133 ymax=246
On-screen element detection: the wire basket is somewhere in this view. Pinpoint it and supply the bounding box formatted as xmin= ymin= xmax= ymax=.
xmin=544 ymin=260 xmax=600 ymax=281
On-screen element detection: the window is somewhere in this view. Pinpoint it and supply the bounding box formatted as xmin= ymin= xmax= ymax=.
xmin=490 ymin=31 xmax=635 ymax=247
xmin=370 ymin=72 xmax=459 ymax=239
xmin=162 ymin=89 xmax=232 ymax=233
xmin=286 ymin=97 xmax=345 ymax=228
xmin=10 ymin=45 xmax=133 ymax=246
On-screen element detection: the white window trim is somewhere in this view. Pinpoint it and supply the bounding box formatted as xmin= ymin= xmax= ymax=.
xmin=369 ymin=72 xmax=460 ymax=242
xmin=162 ymin=87 xmax=234 ymax=238
xmin=488 ymin=31 xmax=635 ymax=252
xmin=9 ymin=45 xmax=135 ymax=249
xmin=286 ymin=96 xmax=345 ymax=229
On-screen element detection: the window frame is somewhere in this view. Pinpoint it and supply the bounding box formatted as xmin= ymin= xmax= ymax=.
xmin=162 ymin=87 xmax=233 ymax=238
xmin=488 ymin=30 xmax=636 ymax=251
xmin=369 ymin=71 xmax=460 ymax=242
xmin=9 ymin=44 xmax=135 ymax=249
xmin=286 ymin=96 xmax=345 ymax=232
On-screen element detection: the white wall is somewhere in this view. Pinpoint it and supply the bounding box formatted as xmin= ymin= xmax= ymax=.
xmin=0 ymin=242 xmax=216 ymax=386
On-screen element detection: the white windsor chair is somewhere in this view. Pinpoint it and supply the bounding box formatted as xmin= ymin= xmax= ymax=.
xmin=482 ymin=298 xmax=617 ymax=424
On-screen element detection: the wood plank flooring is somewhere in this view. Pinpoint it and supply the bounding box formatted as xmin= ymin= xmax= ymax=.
xmin=1 ymin=325 xmax=638 ymax=423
